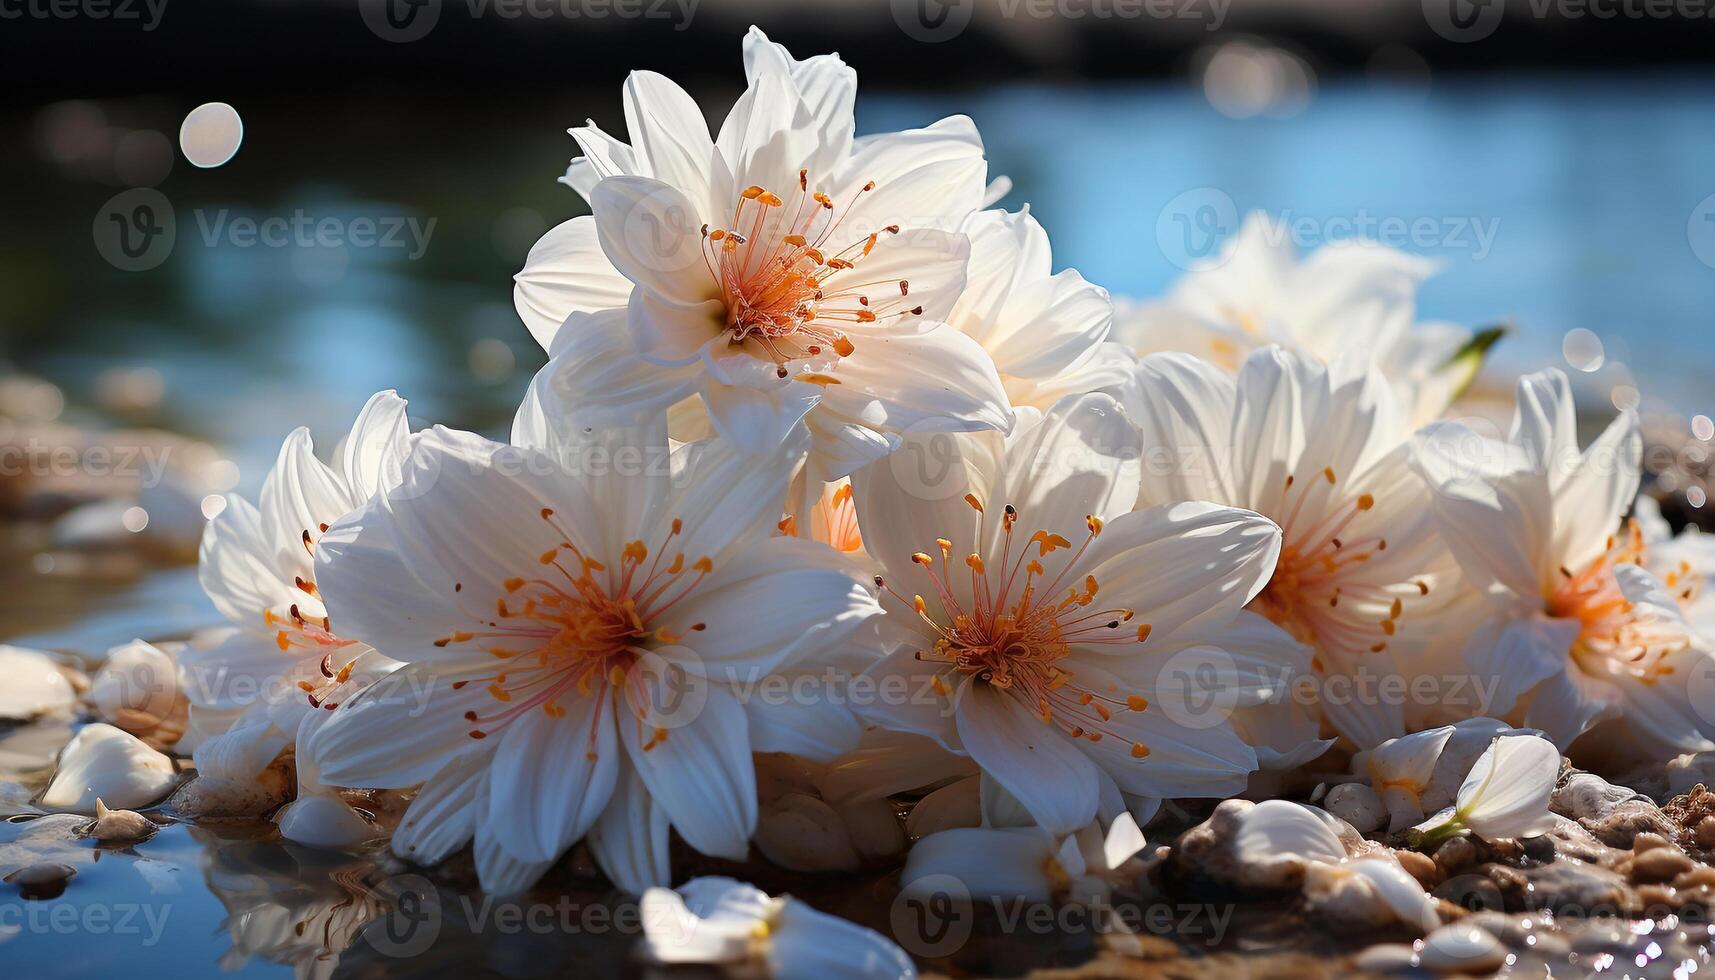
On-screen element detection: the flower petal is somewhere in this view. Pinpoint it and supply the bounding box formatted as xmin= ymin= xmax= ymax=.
xmin=620 ymin=683 xmax=756 ymax=861
xmin=513 ymin=216 xmax=634 ymax=350
xmin=954 ymin=684 xmax=1101 ymax=835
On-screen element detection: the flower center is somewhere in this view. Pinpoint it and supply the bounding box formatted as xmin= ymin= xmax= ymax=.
xmin=1249 ymin=467 xmax=1425 ymax=665
xmin=1549 ymin=520 xmax=1688 ymax=683
xmin=700 ymin=171 xmax=923 ymax=378
xmin=433 ymin=508 xmax=711 ymax=748
xmin=267 ymin=520 xmax=362 ymax=710
xmin=875 ymin=494 xmax=1154 ymax=758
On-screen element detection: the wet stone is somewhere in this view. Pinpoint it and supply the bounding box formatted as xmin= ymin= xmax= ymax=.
xmin=5 ymin=862 xmax=76 ymax=899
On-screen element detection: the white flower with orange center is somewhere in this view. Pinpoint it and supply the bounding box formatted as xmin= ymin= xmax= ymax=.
xmin=514 ymin=27 xmax=1009 ymax=480
xmin=852 ymin=392 xmax=1308 ymax=834
xmin=1412 ymin=369 xmax=1715 ymax=753
xmin=188 ymin=390 xmax=412 ymax=847
xmin=1111 ymin=212 xmax=1492 ymax=426
xmin=300 ymin=402 xmax=881 ymax=894
xmin=1130 ymin=347 xmax=1463 ymax=749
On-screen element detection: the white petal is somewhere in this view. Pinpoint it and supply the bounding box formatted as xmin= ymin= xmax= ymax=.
xmin=512 ymin=216 xmax=634 ymax=350
xmin=486 ymin=697 xmax=618 ymax=864
xmin=1131 ymin=352 xmax=1239 ymax=506
xmin=1348 ymin=857 xmax=1441 ymax=933
xmin=1073 ymin=501 xmax=1282 ymax=651
xmin=1233 ymin=799 xmax=1347 ymax=866
xmin=816 ymin=320 xmax=1012 ymax=437
xmin=336 ymin=389 xmax=411 ymax=499
xmin=621 ymin=684 xmax=756 ymax=861
xmin=769 ymin=898 xmax=920 ymax=980
xmin=589 ymin=767 xmax=673 ymax=894
xmin=391 ymin=750 xmax=488 ymax=866
xmin=1456 ymin=734 xmax=1560 ymax=839
xmin=1102 ymin=811 xmax=1148 ymax=870
xmin=954 ymin=685 xmax=1101 ymax=835
xmin=901 ymin=826 xmax=1056 ymax=902
xmin=591 ymin=176 xmax=713 ymax=306
xmin=622 ymin=70 xmax=716 ymax=209
xmin=197 ymin=494 xmax=290 ymax=628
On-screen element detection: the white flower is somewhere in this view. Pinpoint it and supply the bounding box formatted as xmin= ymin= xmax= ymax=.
xmin=1131 ymin=346 xmax=1463 ymax=748
xmin=1416 ymin=734 xmax=1560 ymax=843
xmin=301 ymin=385 xmax=881 ymax=894
xmin=853 ymin=390 xmax=1307 ymax=834
xmin=1411 ymin=368 xmax=1715 ymax=752
xmin=0 ymin=644 xmax=76 ymax=721
xmin=944 ymin=207 xmax=1118 ymax=411
xmin=515 ymin=26 xmax=1010 ymax=480
xmin=41 ymin=723 xmax=178 ymax=813
xmin=1235 ymin=800 xmax=1439 ymax=933
xmin=900 ymin=812 xmax=1149 ymax=904
xmin=641 ymin=876 xmax=915 ymax=979
xmin=1360 ymin=725 xmax=1454 ymax=832
xmin=1111 ymin=212 xmax=1488 ymax=425
xmin=188 ymin=390 xmax=412 ymax=845
xmin=1636 ymin=493 xmax=1715 ymax=640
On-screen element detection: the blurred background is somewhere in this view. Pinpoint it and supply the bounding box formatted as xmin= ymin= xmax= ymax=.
xmin=3 ymin=0 xmax=1714 ymax=645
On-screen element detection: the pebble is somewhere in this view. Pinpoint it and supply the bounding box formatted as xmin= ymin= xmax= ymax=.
xmin=1432 ymin=836 xmax=1478 ymax=874
xmin=1396 ymin=848 xmax=1440 ymax=888
xmin=1631 ymin=847 xmax=1694 ymax=884
xmin=5 ymin=863 xmax=77 ymax=900
xmin=1697 ymin=816 xmax=1715 ymax=850
xmin=1417 ymin=924 xmax=1508 ymax=974
xmin=753 ymin=792 xmax=861 ymax=872
xmin=1352 ymin=943 xmax=1418 ymax=972
xmin=1324 ymin=783 xmax=1385 ymax=836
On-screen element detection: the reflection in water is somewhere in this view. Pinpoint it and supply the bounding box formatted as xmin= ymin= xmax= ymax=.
xmin=196 ymin=831 xmax=390 ymax=980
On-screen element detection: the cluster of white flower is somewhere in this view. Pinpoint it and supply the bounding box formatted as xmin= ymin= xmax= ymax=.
xmin=157 ymin=26 xmax=1713 ymax=976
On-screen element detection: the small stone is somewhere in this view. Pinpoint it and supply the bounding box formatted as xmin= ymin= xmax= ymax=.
xmin=1352 ymin=943 xmax=1418 ymax=972
xmin=5 ymin=863 xmax=77 ymax=900
xmin=41 ymin=723 xmax=178 ymax=813
xmin=837 ymin=798 xmax=905 ymax=862
xmin=1324 ymin=782 xmax=1385 ymax=836
xmin=1673 ymin=865 xmax=1715 ymax=890
xmin=1636 ymin=883 xmax=1679 ymax=908
xmin=1631 ymin=847 xmax=1695 ymax=884
xmin=1696 ymin=816 xmax=1715 ymax=850
xmin=1552 ymin=771 xmax=1676 ymax=848
xmin=1393 ymin=848 xmax=1440 ymax=888
xmin=1417 ymin=923 xmax=1508 ymax=974
xmin=1432 ymin=836 xmax=1477 ymax=874
xmin=753 ymin=793 xmax=860 ymax=872
xmin=88 ymin=798 xmax=155 ymax=842
xmin=1634 ymin=831 xmax=1675 ymax=853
